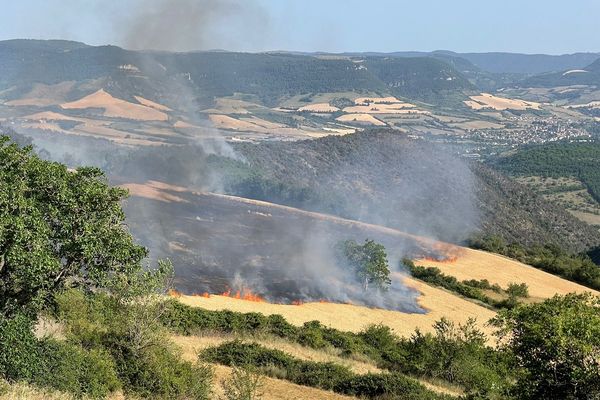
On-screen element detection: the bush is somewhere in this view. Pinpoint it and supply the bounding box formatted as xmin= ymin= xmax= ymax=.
xmin=54 ymin=290 xmax=213 ymax=399
xmin=36 ymin=339 xmax=120 ymax=399
xmin=506 ymin=283 xmax=529 ymax=298
xmin=0 ymin=314 xmax=40 ymax=382
xmin=336 ymin=373 xmax=443 ymax=400
xmin=222 ymin=366 xmax=264 ymax=400
xmin=110 ymin=339 xmax=212 ymax=399
xmin=201 ymin=341 xmax=446 ymax=399
xmin=297 ymin=321 xmax=328 ymax=349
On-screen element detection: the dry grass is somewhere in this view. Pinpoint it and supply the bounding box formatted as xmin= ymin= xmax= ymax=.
xmin=5 ymin=82 xmax=76 ymax=107
xmin=212 ymin=364 xmax=357 ymax=400
xmin=416 ymin=248 xmax=600 ymax=299
xmin=178 ymin=275 xmax=496 ymax=339
xmin=61 ymin=89 xmax=168 ymax=121
xmin=133 ymin=96 xmax=172 ymax=111
xmin=297 ymin=103 xmax=340 ymax=113
xmin=120 ymin=181 xmax=189 ymax=203
xmin=0 ymin=381 xmax=125 ymax=400
xmin=336 ymin=113 xmax=386 ymax=125
xmin=172 ymin=333 xmax=381 ymax=374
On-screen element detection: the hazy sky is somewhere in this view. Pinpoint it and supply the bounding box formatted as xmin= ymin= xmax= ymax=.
xmin=1 ymin=0 xmax=599 ymax=54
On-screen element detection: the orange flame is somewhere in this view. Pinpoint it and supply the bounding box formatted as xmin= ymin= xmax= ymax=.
xmin=291 ymin=300 xmax=303 ymax=306
xmin=192 ymin=292 xmax=211 ymax=298
xmin=168 ymin=289 xmax=182 ymax=298
xmin=421 ymin=255 xmax=458 ymax=263
xmin=220 ymin=287 xmax=265 ymax=302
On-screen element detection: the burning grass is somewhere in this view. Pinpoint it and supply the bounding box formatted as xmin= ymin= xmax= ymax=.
xmin=176 ymin=276 xmax=496 ymax=340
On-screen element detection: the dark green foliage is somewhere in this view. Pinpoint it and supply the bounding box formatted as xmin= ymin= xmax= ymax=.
xmin=0 ymin=314 xmax=40 ymax=382
xmin=505 ymin=283 xmax=529 ymax=298
xmin=108 ymin=338 xmax=213 ymax=400
xmin=162 ymin=301 xmax=511 ymax=397
xmin=0 ymin=136 xmax=168 ymax=318
xmin=492 ymin=293 xmax=600 ymax=400
xmin=36 ymin=339 xmax=120 ymax=398
xmin=470 ymin=235 xmax=600 ymax=290
xmin=491 ymin=141 xmax=600 ymax=203
xmin=337 ymin=373 xmax=443 ymax=400
xmin=406 ymin=264 xmax=495 ymax=306
xmin=338 ymin=239 xmax=392 ymax=291
xmin=397 ymin=319 xmax=509 ymax=396
xmin=53 ymin=290 xmax=213 ymax=399
xmin=201 ymin=341 xmax=447 ymax=399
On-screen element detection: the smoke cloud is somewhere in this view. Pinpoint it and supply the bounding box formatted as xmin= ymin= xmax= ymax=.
xmin=122 ymin=0 xmax=269 ymax=52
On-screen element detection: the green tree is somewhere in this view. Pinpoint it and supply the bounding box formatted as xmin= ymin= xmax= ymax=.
xmin=491 ymin=293 xmax=600 ymax=399
xmin=339 ymin=239 xmax=391 ymax=291
xmin=0 ymin=136 xmax=166 ymax=317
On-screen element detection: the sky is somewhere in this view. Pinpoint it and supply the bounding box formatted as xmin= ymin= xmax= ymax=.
xmin=1 ymin=0 xmax=599 ymax=54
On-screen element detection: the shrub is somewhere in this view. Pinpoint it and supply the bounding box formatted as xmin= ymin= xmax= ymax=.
xmin=0 ymin=314 xmax=40 ymax=382
xmin=36 ymin=339 xmax=120 ymax=399
xmin=201 ymin=341 xmax=446 ymax=399
xmin=222 ymin=366 xmax=264 ymax=400
xmin=265 ymin=314 xmax=298 ymax=339
xmin=506 ymin=282 xmax=529 ymax=298
xmin=297 ymin=321 xmax=328 ymax=349
xmin=110 ymin=339 xmax=213 ymax=399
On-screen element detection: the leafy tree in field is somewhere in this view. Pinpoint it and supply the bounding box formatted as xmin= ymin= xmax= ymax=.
xmin=0 ymin=136 xmax=169 ymax=317
xmin=339 ymin=239 xmax=391 ymax=291
xmin=491 ymin=293 xmax=600 ymax=400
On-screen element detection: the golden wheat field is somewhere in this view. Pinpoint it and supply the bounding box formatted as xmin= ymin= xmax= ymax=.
xmin=177 ymin=273 xmax=497 ymax=338
xmin=416 ymin=248 xmax=600 ymax=300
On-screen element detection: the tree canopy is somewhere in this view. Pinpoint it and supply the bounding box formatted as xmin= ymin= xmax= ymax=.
xmin=491 ymin=293 xmax=600 ymax=399
xmin=339 ymin=239 xmax=391 ymax=291
xmin=0 ymin=136 xmax=167 ymax=317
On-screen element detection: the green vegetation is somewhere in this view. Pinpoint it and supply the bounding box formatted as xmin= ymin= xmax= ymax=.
xmin=403 ymin=259 xmax=529 ymax=309
xmin=492 ymin=141 xmax=600 ymax=203
xmin=161 ymin=300 xmax=510 ymax=397
xmin=202 ymin=341 xmax=448 ymax=400
xmin=338 ymin=239 xmax=392 ymax=291
xmin=221 ymin=366 xmax=264 ymax=400
xmin=491 ymin=293 xmax=600 ymax=400
xmin=0 ymin=137 xmax=212 ymax=399
xmin=469 ymin=235 xmax=600 ymax=290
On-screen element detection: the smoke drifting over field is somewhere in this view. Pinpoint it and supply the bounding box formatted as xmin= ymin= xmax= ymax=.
xmin=9 ymin=0 xmax=479 ymax=312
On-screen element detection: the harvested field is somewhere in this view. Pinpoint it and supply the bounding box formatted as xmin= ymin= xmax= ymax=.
xmin=342 ymin=104 xmax=426 ymax=114
xmin=297 ymin=103 xmax=340 ymax=112
xmin=416 ymin=248 xmax=600 ymax=299
xmin=134 ymin=95 xmax=172 ymax=111
xmin=336 ymin=113 xmax=386 ymax=125
xmin=61 ymin=89 xmax=168 ymax=121
xmin=465 ymin=93 xmax=541 ymax=111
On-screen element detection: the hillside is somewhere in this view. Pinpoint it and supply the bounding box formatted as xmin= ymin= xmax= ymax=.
xmin=489 ymin=141 xmax=600 ymax=229
xmin=230 ymin=130 xmax=600 ymax=253
xmin=521 ymin=57 xmax=600 ymax=88
xmin=0 ymin=39 xmax=472 ymax=108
